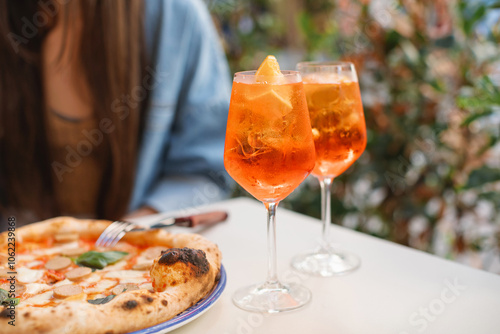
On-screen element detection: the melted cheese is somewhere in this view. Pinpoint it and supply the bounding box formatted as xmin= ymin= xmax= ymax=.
xmin=23 ymin=291 xmax=53 ymax=306
xmin=16 ymin=267 xmax=44 ymax=283
xmin=83 ymin=279 xmax=117 ymax=294
xmin=17 ymin=254 xmax=37 ymax=263
xmin=103 ymin=270 xmax=147 ymax=284
xmin=17 ymin=241 xmax=80 ymax=264
xmin=103 ymin=260 xmax=128 ymax=271
xmin=39 ymin=241 xmax=80 ymax=255
xmin=25 ymin=283 xmax=52 ymax=295
xmin=25 ymin=260 xmax=45 ymax=269
xmin=79 ymin=273 xmax=101 ymax=287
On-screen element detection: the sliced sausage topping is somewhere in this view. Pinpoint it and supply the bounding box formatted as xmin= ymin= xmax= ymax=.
xmin=65 ymin=267 xmax=92 ymax=281
xmin=45 ymin=256 xmax=72 ymax=271
xmin=61 ymin=247 xmax=87 ymax=257
xmin=53 ymin=285 xmax=83 ymax=299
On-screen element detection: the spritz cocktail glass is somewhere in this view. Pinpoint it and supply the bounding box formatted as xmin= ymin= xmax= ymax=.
xmin=291 ymin=61 xmax=367 ymax=276
xmin=224 ymin=68 xmax=316 ymax=312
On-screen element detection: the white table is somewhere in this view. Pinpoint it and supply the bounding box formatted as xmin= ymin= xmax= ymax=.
xmin=150 ymin=197 xmax=500 ymax=334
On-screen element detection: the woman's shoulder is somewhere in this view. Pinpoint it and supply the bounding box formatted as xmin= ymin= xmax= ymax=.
xmin=142 ymin=0 xmax=227 ymax=104
xmin=143 ymin=0 xmax=215 ymax=55
xmin=143 ymin=0 xmax=221 ymax=62
xmin=144 ymin=0 xmax=211 ymax=29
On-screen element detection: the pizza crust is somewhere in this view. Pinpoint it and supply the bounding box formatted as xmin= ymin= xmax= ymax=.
xmin=0 ymin=217 xmax=222 ymax=334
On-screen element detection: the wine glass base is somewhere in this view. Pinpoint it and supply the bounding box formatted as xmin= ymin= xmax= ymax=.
xmin=232 ymin=281 xmax=311 ymax=313
xmin=291 ymin=248 xmax=361 ymax=277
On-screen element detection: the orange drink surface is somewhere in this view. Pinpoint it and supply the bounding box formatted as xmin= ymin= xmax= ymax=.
xmin=224 ymin=73 xmax=316 ymax=203
xmin=303 ymin=74 xmax=367 ymax=178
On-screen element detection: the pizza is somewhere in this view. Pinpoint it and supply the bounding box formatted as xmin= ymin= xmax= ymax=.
xmin=0 ymin=216 xmax=222 ymax=334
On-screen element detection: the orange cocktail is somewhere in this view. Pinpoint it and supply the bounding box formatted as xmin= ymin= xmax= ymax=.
xmin=224 ymin=72 xmax=316 ymax=202
xmin=291 ymin=61 xmax=366 ymax=277
xmin=225 ymin=56 xmax=314 ymax=313
xmin=303 ymin=74 xmax=367 ymax=178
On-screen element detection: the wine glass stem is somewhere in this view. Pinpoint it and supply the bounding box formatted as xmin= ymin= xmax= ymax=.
xmin=265 ymin=202 xmax=279 ymax=285
xmin=319 ymin=177 xmax=334 ymax=250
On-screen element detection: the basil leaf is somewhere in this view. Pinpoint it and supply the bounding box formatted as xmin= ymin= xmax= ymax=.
xmin=76 ymin=251 xmax=108 ymax=269
xmin=0 ymin=288 xmax=8 ymax=303
xmin=4 ymin=298 xmax=20 ymax=306
xmin=76 ymin=251 xmax=128 ymax=269
xmin=87 ymin=294 xmax=116 ymax=305
xmin=101 ymin=251 xmax=129 ymax=265
xmin=0 ymin=289 xmax=18 ymax=306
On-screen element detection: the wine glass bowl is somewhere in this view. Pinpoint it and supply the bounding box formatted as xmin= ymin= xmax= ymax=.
xmin=224 ymin=69 xmax=316 ymax=312
xmin=224 ymin=71 xmax=316 ymax=203
xmin=291 ymin=61 xmax=367 ymax=277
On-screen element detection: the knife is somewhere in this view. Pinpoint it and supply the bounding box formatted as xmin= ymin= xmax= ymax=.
xmin=133 ymin=211 xmax=228 ymax=231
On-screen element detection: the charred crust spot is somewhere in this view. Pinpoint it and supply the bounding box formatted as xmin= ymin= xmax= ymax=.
xmin=215 ymin=269 xmax=221 ymax=281
xmin=51 ymin=309 xmax=56 ymax=313
xmin=123 ymin=300 xmax=138 ymax=310
xmin=161 ymin=300 xmax=168 ymax=306
xmin=105 ymin=331 xmax=114 ymax=334
xmin=24 ymin=312 xmax=30 ymax=318
xmin=0 ymin=309 xmax=10 ymax=318
xmin=158 ymin=248 xmax=209 ymax=276
xmin=171 ymin=280 xmax=177 ymax=286
xmin=141 ymin=295 xmax=154 ymax=303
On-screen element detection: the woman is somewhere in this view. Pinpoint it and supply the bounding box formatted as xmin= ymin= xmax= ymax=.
xmin=0 ymin=0 xmax=232 ymax=229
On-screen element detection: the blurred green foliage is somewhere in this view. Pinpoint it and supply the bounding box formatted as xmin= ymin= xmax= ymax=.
xmin=209 ymin=0 xmax=500 ymax=271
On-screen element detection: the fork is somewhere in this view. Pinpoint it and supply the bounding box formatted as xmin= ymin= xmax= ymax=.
xmin=95 ymin=211 xmax=228 ymax=248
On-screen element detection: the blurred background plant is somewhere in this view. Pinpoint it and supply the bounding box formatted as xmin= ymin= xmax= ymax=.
xmin=206 ymin=0 xmax=500 ymax=273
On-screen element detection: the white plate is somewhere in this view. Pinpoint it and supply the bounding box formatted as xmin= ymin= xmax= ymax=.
xmin=129 ymin=264 xmax=227 ymax=334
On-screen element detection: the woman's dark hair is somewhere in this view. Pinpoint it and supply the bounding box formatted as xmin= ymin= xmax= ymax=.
xmin=0 ymin=0 xmax=147 ymax=222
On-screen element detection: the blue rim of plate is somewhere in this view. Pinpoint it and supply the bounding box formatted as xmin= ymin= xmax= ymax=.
xmin=129 ymin=264 xmax=227 ymax=334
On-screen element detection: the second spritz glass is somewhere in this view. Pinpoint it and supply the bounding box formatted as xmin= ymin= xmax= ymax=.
xmin=224 ymin=57 xmax=316 ymax=312
xmin=291 ymin=61 xmax=367 ymax=276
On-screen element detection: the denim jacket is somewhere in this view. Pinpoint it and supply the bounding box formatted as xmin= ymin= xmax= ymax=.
xmin=130 ymin=0 xmax=232 ymax=212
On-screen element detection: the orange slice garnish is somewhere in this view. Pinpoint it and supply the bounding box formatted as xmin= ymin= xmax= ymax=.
xmin=256 ymin=55 xmax=282 ymax=76
xmin=255 ymin=55 xmax=284 ymax=83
